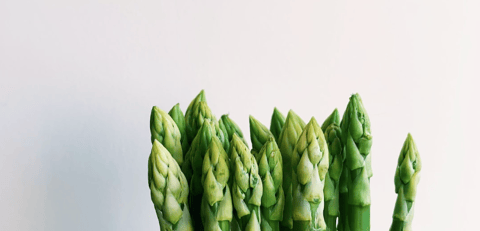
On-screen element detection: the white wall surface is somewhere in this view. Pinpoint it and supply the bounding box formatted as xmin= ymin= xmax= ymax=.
xmin=1 ymin=0 xmax=479 ymax=230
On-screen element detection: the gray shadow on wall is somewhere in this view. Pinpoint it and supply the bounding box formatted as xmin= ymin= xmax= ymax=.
xmin=41 ymin=99 xmax=153 ymax=231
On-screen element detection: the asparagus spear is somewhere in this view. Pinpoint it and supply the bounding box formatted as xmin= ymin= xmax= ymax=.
xmin=390 ymin=134 xmax=421 ymax=231
xmin=339 ymin=94 xmax=372 ymax=231
xmin=183 ymin=120 xmax=216 ymax=230
xmin=219 ymin=114 xmax=249 ymax=151
xmin=185 ymin=90 xmax=209 ymax=145
xmin=185 ymin=90 xmax=227 ymax=150
xmin=270 ymin=108 xmax=286 ymax=142
xmin=321 ymin=109 xmax=344 ymax=231
xmin=169 ymin=103 xmax=189 ymax=156
xmin=249 ymin=115 xmax=274 ymax=155
xmin=255 ymin=136 xmax=284 ymax=231
xmin=150 ymin=106 xmax=184 ymax=166
xmin=291 ymin=117 xmax=329 ymax=231
xmin=277 ymin=110 xmax=306 ymax=231
xmin=201 ymin=135 xmax=233 ymax=231
xmin=148 ymin=140 xmax=193 ymax=231
xmin=230 ymin=134 xmax=263 ymax=231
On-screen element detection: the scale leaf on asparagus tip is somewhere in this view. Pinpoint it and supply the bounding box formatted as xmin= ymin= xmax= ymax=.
xmin=270 ymin=108 xmax=286 ymax=143
xmin=169 ymin=103 xmax=189 ymax=156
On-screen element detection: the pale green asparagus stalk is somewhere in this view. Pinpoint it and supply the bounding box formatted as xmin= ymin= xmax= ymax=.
xmin=231 ymin=134 xmax=263 ymax=231
xmin=219 ymin=114 xmax=249 ymax=151
xmin=249 ymin=115 xmax=274 ymax=156
xmin=201 ymin=136 xmax=233 ymax=231
xmin=291 ymin=117 xmax=329 ymax=231
xmin=185 ymin=90 xmax=227 ymax=150
xmin=390 ymin=134 xmax=421 ymax=231
xmin=255 ymin=136 xmax=284 ymax=231
xmin=150 ymin=106 xmax=184 ymax=166
xmin=278 ymin=110 xmax=306 ymax=231
xmin=185 ymin=90 xmax=208 ymax=144
xmin=321 ymin=109 xmax=344 ymax=231
xmin=340 ymin=93 xmax=373 ymax=231
xmin=148 ymin=140 xmax=193 ymax=231
xmin=169 ymin=103 xmax=189 ymax=156
xmin=270 ymin=108 xmax=286 ymax=142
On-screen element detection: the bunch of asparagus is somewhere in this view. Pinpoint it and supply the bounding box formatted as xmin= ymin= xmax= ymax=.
xmin=147 ymin=90 xmax=422 ymax=231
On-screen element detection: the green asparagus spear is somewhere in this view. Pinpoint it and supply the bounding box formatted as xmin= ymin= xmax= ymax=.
xmin=169 ymin=103 xmax=189 ymax=156
xmin=185 ymin=90 xmax=227 ymax=147
xmin=231 ymin=134 xmax=263 ymax=231
xmin=148 ymin=140 xmax=193 ymax=231
xmin=321 ymin=109 xmax=344 ymax=231
xmin=291 ymin=117 xmax=329 ymax=231
xmin=277 ymin=110 xmax=306 ymax=231
xmin=182 ymin=120 xmax=217 ymax=230
xmin=255 ymin=136 xmax=284 ymax=231
xmin=201 ymin=135 xmax=233 ymax=231
xmin=219 ymin=114 xmax=249 ymax=151
xmin=249 ymin=115 xmax=274 ymax=155
xmin=390 ymin=134 xmax=421 ymax=231
xmin=340 ymin=93 xmax=372 ymax=231
xmin=185 ymin=90 xmax=208 ymax=144
xmin=270 ymin=108 xmax=286 ymax=142
xmin=150 ymin=106 xmax=184 ymax=166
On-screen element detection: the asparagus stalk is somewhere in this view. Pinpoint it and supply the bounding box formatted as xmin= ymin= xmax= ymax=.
xmin=185 ymin=90 xmax=209 ymax=145
xmin=201 ymin=135 xmax=233 ymax=231
xmin=169 ymin=103 xmax=189 ymax=156
xmin=150 ymin=106 xmax=184 ymax=166
xmin=185 ymin=90 xmax=228 ymax=150
xmin=270 ymin=108 xmax=286 ymax=142
xmin=340 ymin=93 xmax=373 ymax=231
xmin=183 ymin=120 xmax=216 ymax=230
xmin=255 ymin=136 xmax=284 ymax=231
xmin=249 ymin=115 xmax=274 ymax=155
xmin=291 ymin=117 xmax=329 ymax=231
xmin=321 ymin=109 xmax=344 ymax=231
xmin=277 ymin=110 xmax=306 ymax=231
xmin=230 ymin=134 xmax=263 ymax=231
xmin=148 ymin=140 xmax=193 ymax=231
xmin=390 ymin=134 xmax=421 ymax=231
xmin=219 ymin=114 xmax=249 ymax=151
xmin=337 ymin=164 xmax=350 ymax=231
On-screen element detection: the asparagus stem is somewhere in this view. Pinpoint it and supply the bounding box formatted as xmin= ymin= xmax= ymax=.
xmin=390 ymin=218 xmax=405 ymax=231
xmin=338 ymin=190 xmax=350 ymax=231
xmin=324 ymin=201 xmax=337 ymax=231
xmin=348 ymin=205 xmax=370 ymax=231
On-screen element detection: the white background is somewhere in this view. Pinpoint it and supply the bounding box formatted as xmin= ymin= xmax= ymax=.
xmin=1 ymin=0 xmax=479 ymax=230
